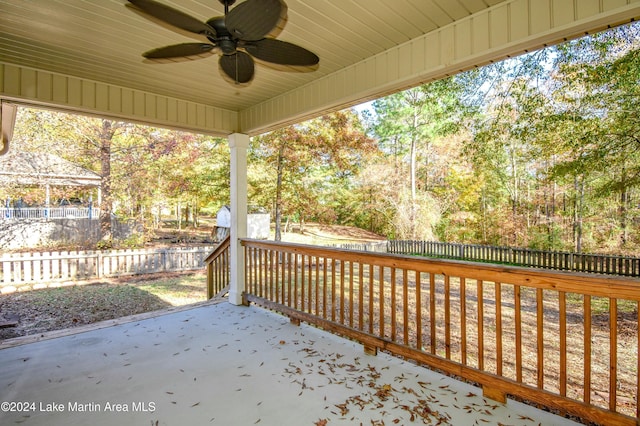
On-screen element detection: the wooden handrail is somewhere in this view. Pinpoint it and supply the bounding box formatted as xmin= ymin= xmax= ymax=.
xmin=241 ymin=239 xmax=640 ymax=300
xmin=241 ymin=238 xmax=640 ymax=425
xmin=205 ymin=235 xmax=230 ymax=299
xmin=204 ymin=235 xmax=231 ymax=265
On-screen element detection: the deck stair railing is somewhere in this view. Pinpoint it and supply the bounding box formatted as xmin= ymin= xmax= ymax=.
xmin=204 ymin=235 xmax=231 ymax=299
xmin=241 ymin=238 xmax=640 ymax=426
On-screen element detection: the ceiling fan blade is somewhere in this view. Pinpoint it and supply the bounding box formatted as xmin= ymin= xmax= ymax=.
xmin=126 ymin=4 xmax=209 ymax=41
xmin=244 ymin=38 xmax=319 ymax=66
xmin=225 ymin=0 xmax=287 ymax=41
xmin=219 ymin=52 xmax=255 ymax=84
xmin=143 ymin=43 xmax=215 ymax=59
xmin=128 ymin=0 xmax=215 ymax=36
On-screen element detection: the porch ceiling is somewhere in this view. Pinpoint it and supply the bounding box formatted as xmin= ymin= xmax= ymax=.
xmin=0 ymin=302 xmax=580 ymax=425
xmin=1 ymin=0 xmax=639 ymax=136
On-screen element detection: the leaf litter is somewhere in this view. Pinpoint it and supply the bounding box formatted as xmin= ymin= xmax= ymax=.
xmin=278 ymin=338 xmax=516 ymax=425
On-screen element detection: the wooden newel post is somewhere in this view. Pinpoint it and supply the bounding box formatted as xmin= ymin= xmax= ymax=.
xmin=207 ymin=262 xmax=213 ymax=300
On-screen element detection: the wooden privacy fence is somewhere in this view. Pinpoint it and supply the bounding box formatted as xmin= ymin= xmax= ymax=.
xmin=332 ymin=241 xmax=387 ymax=252
xmin=389 ymin=240 xmax=640 ymax=277
xmin=242 ymin=238 xmax=640 ymax=426
xmin=0 ymin=246 xmax=214 ymax=288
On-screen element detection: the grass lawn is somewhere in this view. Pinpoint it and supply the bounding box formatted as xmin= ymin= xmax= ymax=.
xmin=0 ymin=271 xmax=208 ymax=341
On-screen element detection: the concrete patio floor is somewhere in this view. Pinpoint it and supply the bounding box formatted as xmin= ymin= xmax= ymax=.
xmin=0 ymin=301 xmax=581 ymax=426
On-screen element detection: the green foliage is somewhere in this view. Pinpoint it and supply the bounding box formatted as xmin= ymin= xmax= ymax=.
xmin=95 ymin=239 xmax=113 ymax=250
xmin=250 ymin=109 xmax=377 ymax=240
xmin=367 ymin=22 xmax=640 ymax=251
xmin=365 ymin=78 xmax=470 ymax=240
xmin=527 ymin=223 xmax=565 ymax=251
xmin=117 ymin=233 xmax=147 ymax=249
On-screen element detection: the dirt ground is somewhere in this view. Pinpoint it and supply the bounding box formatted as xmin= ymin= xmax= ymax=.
xmin=0 ymin=271 xmax=207 ymax=341
xmin=149 ymin=220 xmax=386 ymax=247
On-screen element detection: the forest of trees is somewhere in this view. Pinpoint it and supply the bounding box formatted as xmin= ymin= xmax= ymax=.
xmin=2 ymin=22 xmax=638 ymax=254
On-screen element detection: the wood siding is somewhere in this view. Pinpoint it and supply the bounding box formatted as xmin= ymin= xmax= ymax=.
xmin=1 ymin=1 xmax=639 ymax=136
xmin=0 ymin=63 xmax=238 ymax=136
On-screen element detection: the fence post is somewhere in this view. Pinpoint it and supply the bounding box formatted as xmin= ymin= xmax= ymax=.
xmin=97 ymin=251 xmax=102 ymax=278
xmin=161 ymin=249 xmax=167 ymax=272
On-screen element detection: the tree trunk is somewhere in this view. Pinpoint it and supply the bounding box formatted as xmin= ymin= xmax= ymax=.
xmin=510 ymin=144 xmax=519 ymax=246
xmin=573 ymin=176 xmax=584 ymax=253
xmin=274 ymin=142 xmax=285 ymax=241
xmin=176 ymin=202 xmax=182 ymax=230
xmin=409 ymin=136 xmax=418 ymax=239
xmin=409 ymin=110 xmax=418 ymax=239
xmin=98 ymin=120 xmax=115 ymax=244
xmin=410 ymin=137 xmax=417 ymax=202
xmin=481 ymin=188 xmax=487 ymax=243
xmin=619 ymin=166 xmax=628 ymax=248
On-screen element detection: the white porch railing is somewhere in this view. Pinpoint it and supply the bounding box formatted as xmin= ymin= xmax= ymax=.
xmin=0 ymin=207 xmax=101 ymax=219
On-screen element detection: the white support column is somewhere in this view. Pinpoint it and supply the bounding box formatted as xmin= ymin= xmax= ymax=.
xmin=228 ymin=133 xmax=249 ymax=306
xmin=0 ymin=101 xmax=17 ymax=156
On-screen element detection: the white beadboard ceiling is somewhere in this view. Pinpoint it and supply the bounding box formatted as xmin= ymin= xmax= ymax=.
xmin=0 ymin=0 xmax=639 ymax=136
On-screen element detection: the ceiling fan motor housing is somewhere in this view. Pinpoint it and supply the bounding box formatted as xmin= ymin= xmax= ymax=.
xmin=207 ymin=17 xmax=236 ymax=55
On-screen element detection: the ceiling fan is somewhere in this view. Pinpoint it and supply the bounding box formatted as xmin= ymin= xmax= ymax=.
xmin=127 ymin=0 xmax=319 ymax=86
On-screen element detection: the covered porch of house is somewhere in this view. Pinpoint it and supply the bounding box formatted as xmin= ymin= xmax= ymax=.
xmin=0 ymin=300 xmax=579 ymax=426
xmin=2 ymin=1 xmax=640 ymax=425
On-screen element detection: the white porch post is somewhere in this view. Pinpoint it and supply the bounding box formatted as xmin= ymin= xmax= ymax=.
xmin=228 ymin=133 xmax=249 ymax=306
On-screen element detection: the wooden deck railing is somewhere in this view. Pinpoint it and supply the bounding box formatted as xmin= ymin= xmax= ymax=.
xmin=241 ymin=238 xmax=640 ymax=426
xmin=205 ymin=235 xmax=230 ymax=299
